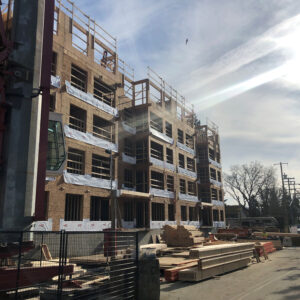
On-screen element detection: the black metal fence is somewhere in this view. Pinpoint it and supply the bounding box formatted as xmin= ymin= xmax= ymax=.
xmin=0 ymin=230 xmax=138 ymax=299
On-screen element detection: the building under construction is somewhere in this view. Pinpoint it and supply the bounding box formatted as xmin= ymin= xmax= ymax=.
xmin=17 ymin=0 xmax=225 ymax=231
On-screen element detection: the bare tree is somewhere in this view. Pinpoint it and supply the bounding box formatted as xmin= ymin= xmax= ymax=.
xmin=224 ymin=161 xmax=277 ymax=216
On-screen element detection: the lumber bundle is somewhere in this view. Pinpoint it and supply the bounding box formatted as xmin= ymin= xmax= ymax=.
xmin=176 ymin=243 xmax=254 ymax=282
xmin=161 ymin=225 xmax=205 ymax=247
xmin=255 ymin=242 xmax=276 ymax=256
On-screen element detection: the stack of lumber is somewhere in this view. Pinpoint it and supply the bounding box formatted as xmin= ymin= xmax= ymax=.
xmin=237 ymin=239 xmax=283 ymax=250
xmin=176 ymin=242 xmax=254 ymax=282
xmin=161 ymin=225 xmax=205 ymax=247
xmin=255 ymin=241 xmax=276 ymax=256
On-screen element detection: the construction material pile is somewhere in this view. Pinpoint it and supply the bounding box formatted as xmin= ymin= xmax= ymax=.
xmin=161 ymin=225 xmax=205 ymax=247
xmin=176 ymin=242 xmax=254 ymax=282
xmin=254 ymin=241 xmax=276 ymax=256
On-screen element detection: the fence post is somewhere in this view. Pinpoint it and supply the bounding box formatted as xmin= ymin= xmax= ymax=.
xmin=40 ymin=231 xmax=44 ymax=267
xmin=15 ymin=231 xmax=23 ymax=300
xmin=57 ymin=230 xmax=65 ymax=299
xmin=135 ymin=231 xmax=139 ymax=299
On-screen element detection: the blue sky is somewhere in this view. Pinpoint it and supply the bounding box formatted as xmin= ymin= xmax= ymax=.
xmin=76 ymin=0 xmax=300 ymax=184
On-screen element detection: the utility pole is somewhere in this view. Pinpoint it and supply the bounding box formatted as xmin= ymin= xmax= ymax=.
xmin=274 ymin=162 xmax=289 ymax=232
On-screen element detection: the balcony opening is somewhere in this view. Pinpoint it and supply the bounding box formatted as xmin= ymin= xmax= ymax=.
xmin=149 ymin=84 xmax=161 ymax=105
xmin=202 ymin=207 xmax=212 ymax=226
xmin=220 ymin=210 xmax=224 ymax=221
xmin=198 ymin=148 xmax=208 ymax=161
xmin=93 ymin=115 xmax=115 ymax=142
xmin=136 ymin=170 xmax=148 ymax=192
xmin=136 ymin=111 xmax=148 ymax=132
xmin=165 ymin=122 xmax=172 ymax=138
xmin=200 ymin=187 xmax=211 ymax=203
xmin=178 ymin=129 xmax=184 ymax=143
xmin=198 ymin=167 xmax=209 ymax=183
xmin=186 ymin=133 xmax=194 ymax=149
xmin=124 ymin=108 xmax=134 ymax=127
xmin=166 ymin=148 xmax=173 ymax=164
xmin=167 ymin=175 xmax=174 ymax=192
xmin=211 ymin=188 xmax=218 ymax=200
xmin=69 ymin=104 xmax=86 ymax=132
xmin=72 ymin=23 xmax=88 ymax=55
xmin=210 ymin=168 xmax=217 ymax=180
xmin=94 ymin=77 xmax=115 ymax=107
xmin=168 ymin=204 xmax=175 ymax=221
xmin=124 ymin=169 xmax=134 ymax=188
xmin=90 ymin=197 xmax=109 ymax=221
xmin=124 ymin=201 xmax=134 ymax=221
xmin=65 ymin=194 xmax=83 ymax=221
xmin=150 ymin=112 xmax=163 ymax=133
xmin=213 ymin=209 xmax=219 ymax=221
xmin=151 ymin=171 xmax=164 ymax=190
xmin=91 ymin=154 xmax=111 ymax=179
xmin=188 ymin=181 xmax=196 ymax=196
xmin=136 ymin=139 xmax=148 ymax=163
xmin=71 ymin=64 xmax=87 ymax=92
xmin=181 ymin=206 xmax=187 ymax=221
xmin=180 ymin=179 xmax=186 ymax=194
xmin=124 ymin=138 xmax=134 ymax=157
xmin=67 ymin=148 xmax=84 ymax=174
xmin=179 ymin=153 xmax=185 ymax=168
xmin=51 ymin=52 xmax=57 ymax=76
xmin=187 ymin=157 xmax=195 ymax=172
xmin=151 ymin=141 xmax=163 ymax=161
xmin=189 ymin=207 xmax=198 ymax=221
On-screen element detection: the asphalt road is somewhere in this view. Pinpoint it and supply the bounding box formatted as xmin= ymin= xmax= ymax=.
xmin=160 ymin=247 xmax=300 ymax=300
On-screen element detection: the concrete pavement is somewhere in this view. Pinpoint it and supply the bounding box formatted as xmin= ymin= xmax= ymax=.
xmin=160 ymin=247 xmax=300 ymax=300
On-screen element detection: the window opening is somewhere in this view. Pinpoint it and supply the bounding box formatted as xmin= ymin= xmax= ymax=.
xmin=179 ymin=153 xmax=185 ymax=168
xmin=90 ymin=197 xmax=109 ymax=221
xmin=168 ymin=204 xmax=175 ymax=221
xmin=181 ymin=206 xmax=187 ymax=221
xmin=124 ymin=169 xmax=134 ymax=188
xmin=65 ymin=194 xmax=83 ymax=221
xmin=165 ymin=122 xmax=172 ymax=138
xmin=51 ymin=52 xmax=57 ymax=76
xmin=167 ymin=175 xmax=174 ymax=192
xmin=188 ymin=181 xmax=196 ymax=196
xmin=71 ymin=64 xmax=87 ymax=92
xmin=151 ymin=141 xmax=163 ymax=161
xmin=150 ymin=112 xmax=163 ymax=132
xmin=187 ymin=157 xmax=195 ymax=172
xmin=151 ymin=171 xmax=164 ymax=190
xmin=124 ymin=201 xmax=134 ymax=221
xmin=91 ymin=154 xmax=111 ymax=179
xmin=166 ymin=148 xmax=173 ymax=164
xmin=152 ymin=203 xmax=165 ymax=221
xmin=93 ymin=115 xmax=115 ymax=142
xmin=69 ymin=104 xmax=86 ymax=132
xmin=136 ymin=139 xmax=148 ymax=163
xmin=94 ymin=77 xmax=115 ymax=107
xmin=180 ymin=179 xmax=186 ymax=194
xmin=178 ymin=129 xmax=184 ymax=143
xmin=67 ymin=148 xmax=84 ymax=174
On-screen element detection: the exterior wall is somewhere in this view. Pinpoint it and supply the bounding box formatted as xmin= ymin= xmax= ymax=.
xmin=45 ymin=4 xmax=124 ymax=231
xmin=43 ymin=2 xmax=225 ymax=231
